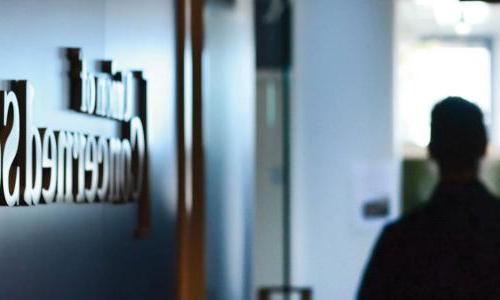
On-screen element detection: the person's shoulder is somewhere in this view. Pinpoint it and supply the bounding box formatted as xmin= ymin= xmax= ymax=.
xmin=482 ymin=183 xmax=500 ymax=201
xmin=387 ymin=183 xmax=500 ymax=230
xmin=390 ymin=203 xmax=429 ymax=227
xmin=380 ymin=204 xmax=433 ymax=238
xmin=484 ymin=191 xmax=500 ymax=208
xmin=478 ymin=186 xmax=500 ymax=218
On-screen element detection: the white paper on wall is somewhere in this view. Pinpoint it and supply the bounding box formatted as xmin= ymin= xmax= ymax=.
xmin=351 ymin=160 xmax=400 ymax=230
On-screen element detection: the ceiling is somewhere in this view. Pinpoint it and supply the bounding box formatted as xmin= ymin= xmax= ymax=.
xmin=398 ymin=0 xmax=500 ymax=38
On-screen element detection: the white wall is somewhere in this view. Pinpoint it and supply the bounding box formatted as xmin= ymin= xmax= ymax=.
xmin=203 ymin=1 xmax=255 ymax=300
xmin=491 ymin=38 xmax=500 ymax=146
xmin=291 ymin=0 xmax=395 ymax=299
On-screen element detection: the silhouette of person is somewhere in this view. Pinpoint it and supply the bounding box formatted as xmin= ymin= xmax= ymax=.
xmin=358 ymin=97 xmax=500 ymax=299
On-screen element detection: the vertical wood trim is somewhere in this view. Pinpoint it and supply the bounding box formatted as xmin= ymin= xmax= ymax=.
xmin=175 ymin=0 xmax=189 ymax=299
xmin=176 ymin=0 xmax=205 ymax=299
xmin=190 ymin=0 xmax=206 ymax=298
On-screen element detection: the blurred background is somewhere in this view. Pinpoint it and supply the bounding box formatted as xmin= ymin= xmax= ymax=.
xmin=251 ymin=0 xmax=500 ymax=299
xmin=3 ymin=0 xmax=500 ymax=299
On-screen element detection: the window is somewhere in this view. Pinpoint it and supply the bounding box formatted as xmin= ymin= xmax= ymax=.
xmin=398 ymin=40 xmax=492 ymax=148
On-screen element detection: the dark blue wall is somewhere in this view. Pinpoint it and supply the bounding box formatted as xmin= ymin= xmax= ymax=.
xmin=0 ymin=1 xmax=177 ymax=299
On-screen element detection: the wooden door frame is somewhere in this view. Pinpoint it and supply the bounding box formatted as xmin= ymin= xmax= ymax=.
xmin=176 ymin=0 xmax=205 ymax=299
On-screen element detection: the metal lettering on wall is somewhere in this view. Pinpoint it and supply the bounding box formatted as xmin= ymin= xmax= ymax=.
xmin=0 ymin=48 xmax=149 ymax=234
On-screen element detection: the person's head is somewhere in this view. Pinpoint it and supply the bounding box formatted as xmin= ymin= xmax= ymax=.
xmin=429 ymin=97 xmax=487 ymax=179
